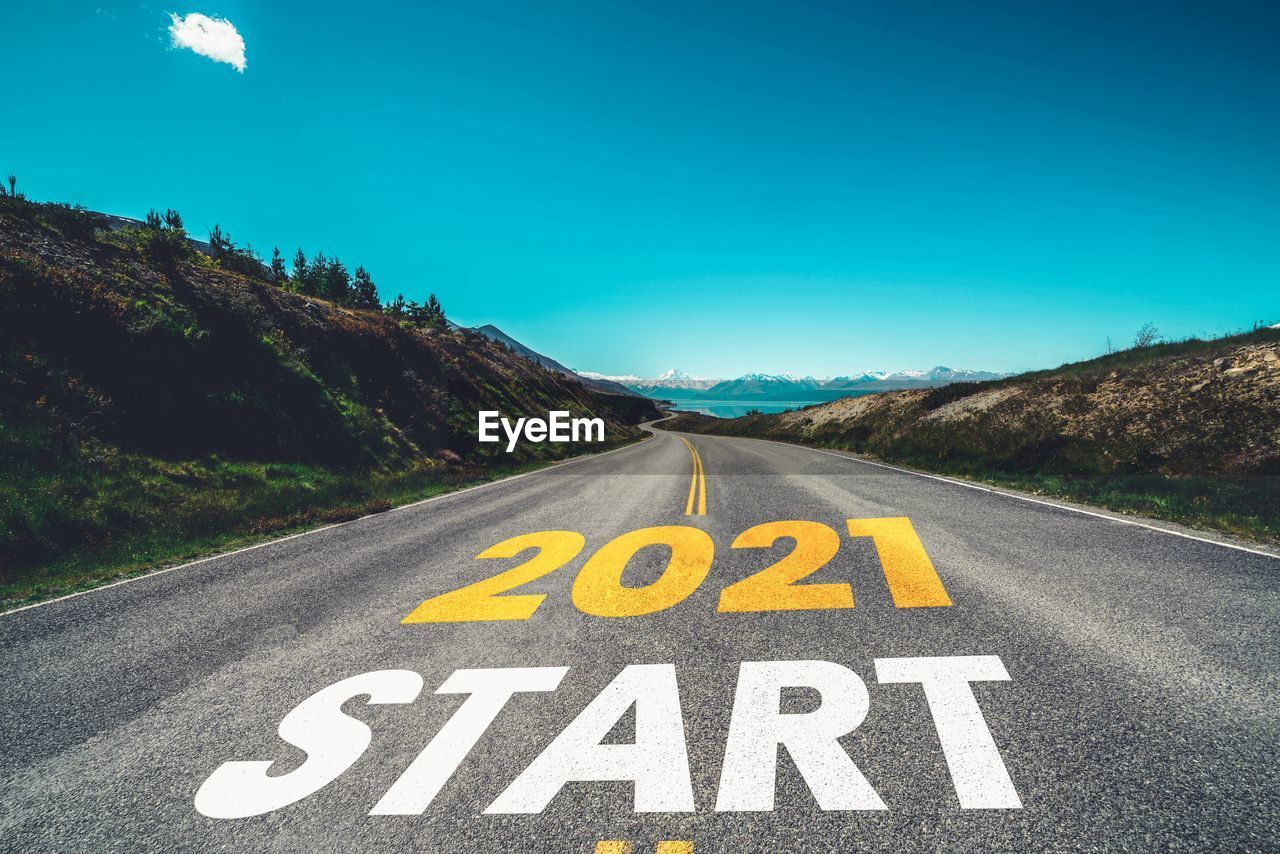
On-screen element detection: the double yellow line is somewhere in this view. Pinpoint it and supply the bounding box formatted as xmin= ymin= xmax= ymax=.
xmin=679 ymin=437 xmax=707 ymax=516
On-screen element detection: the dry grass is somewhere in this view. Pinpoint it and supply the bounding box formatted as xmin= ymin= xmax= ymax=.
xmin=667 ymin=329 xmax=1280 ymax=543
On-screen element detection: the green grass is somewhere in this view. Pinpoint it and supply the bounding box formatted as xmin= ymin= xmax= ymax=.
xmin=680 ymin=422 xmax=1279 ymax=544
xmin=1 ymin=195 xmax=660 ymax=609
xmin=916 ymin=467 xmax=1280 ymax=544
xmin=0 ymin=437 xmax=641 ymax=609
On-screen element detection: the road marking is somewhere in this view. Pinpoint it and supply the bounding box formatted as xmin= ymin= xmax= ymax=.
xmin=403 ymin=517 xmax=949 ymax=623
xmin=0 ymin=437 xmax=655 ymax=618
xmin=572 ymin=526 xmax=715 ymax=617
xmin=747 ymin=437 xmax=1280 ymax=561
xmin=679 ymin=437 xmax=707 ymax=516
xmin=847 ymin=517 xmax=952 ymax=607
xmin=596 ymin=844 xmax=693 ymax=853
xmin=401 ymin=531 xmax=586 ymax=623
xmin=193 ymin=657 xmax=1020 ymax=817
xmin=717 ymin=520 xmax=853 ymax=612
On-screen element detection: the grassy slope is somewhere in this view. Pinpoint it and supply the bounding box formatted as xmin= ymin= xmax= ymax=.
xmin=0 ymin=199 xmax=656 ymax=605
xmin=665 ymin=329 xmax=1280 ymax=543
xmin=1 ymin=447 xmax=636 ymax=609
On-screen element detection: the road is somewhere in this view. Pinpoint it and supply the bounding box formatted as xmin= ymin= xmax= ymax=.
xmin=2 ymin=424 xmax=1277 ymax=852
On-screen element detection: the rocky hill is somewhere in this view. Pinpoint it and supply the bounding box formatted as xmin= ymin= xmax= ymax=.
xmin=665 ymin=330 xmax=1280 ymax=540
xmin=0 ymin=196 xmax=657 ymax=599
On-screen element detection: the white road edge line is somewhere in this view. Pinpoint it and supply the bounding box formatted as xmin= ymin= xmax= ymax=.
xmin=1 ymin=436 xmax=655 ymax=618
xmin=745 ymin=436 xmax=1280 ymax=561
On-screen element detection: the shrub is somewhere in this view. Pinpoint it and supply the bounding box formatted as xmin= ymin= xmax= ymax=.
xmin=38 ymin=203 xmax=108 ymax=241
xmin=1132 ymin=322 xmax=1160 ymax=349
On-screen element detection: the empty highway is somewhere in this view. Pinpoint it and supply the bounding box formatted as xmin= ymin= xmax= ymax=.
xmin=2 ymin=424 xmax=1277 ymax=851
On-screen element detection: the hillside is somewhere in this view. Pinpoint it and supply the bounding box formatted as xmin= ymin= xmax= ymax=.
xmin=464 ymin=323 xmax=639 ymax=397
xmin=0 ymin=196 xmax=657 ymax=602
xmin=665 ymin=330 xmax=1280 ymax=541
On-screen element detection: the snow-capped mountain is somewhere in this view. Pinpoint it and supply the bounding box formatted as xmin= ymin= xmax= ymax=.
xmin=578 ymin=371 xmax=646 ymax=385
xmin=655 ymin=367 xmax=700 ymax=381
xmin=461 ymin=327 xmax=1006 ymax=403
xmin=849 ymin=371 xmax=890 ymax=381
xmin=823 ymin=371 xmax=889 ymax=388
xmin=736 ymin=372 xmax=826 ymax=385
xmin=578 ymin=365 xmax=1007 ymax=402
xmin=581 ymin=368 xmax=719 ymax=393
xmin=884 ymin=365 xmax=1006 ymax=382
xmin=708 ymin=374 xmax=825 ymax=397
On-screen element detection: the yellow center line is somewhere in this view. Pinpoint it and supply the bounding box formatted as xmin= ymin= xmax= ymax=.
xmin=682 ymin=439 xmax=697 ymax=515
xmin=679 ymin=437 xmax=707 ymax=516
xmin=696 ymin=443 xmax=707 ymax=515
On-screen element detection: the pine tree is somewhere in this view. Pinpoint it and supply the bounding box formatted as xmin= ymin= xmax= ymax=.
xmin=404 ymin=299 xmax=425 ymax=326
xmin=293 ymin=248 xmax=308 ymax=283
xmin=399 ymin=294 xmax=446 ymax=329
xmin=299 ymin=251 xmax=326 ymax=296
xmin=424 ymin=293 xmax=446 ymax=327
xmin=144 ymin=208 xmax=164 ymax=230
xmin=163 ymin=209 xmax=184 ymax=230
xmin=387 ymin=294 xmax=408 ymax=318
xmin=209 ymin=224 xmax=233 ymax=260
xmin=351 ymin=265 xmax=379 ymax=309
xmin=270 ymin=247 xmax=287 ymax=283
xmin=323 ymin=256 xmax=351 ymax=303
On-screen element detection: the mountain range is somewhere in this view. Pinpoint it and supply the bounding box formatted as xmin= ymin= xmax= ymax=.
xmin=450 ymin=334 xmax=1006 ymax=403
xmin=579 ymin=366 xmax=1008 ymax=401
xmin=455 ymin=328 xmax=1009 ymax=404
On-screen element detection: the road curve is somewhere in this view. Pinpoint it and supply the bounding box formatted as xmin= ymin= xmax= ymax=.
xmin=2 ymin=426 xmax=1277 ymax=851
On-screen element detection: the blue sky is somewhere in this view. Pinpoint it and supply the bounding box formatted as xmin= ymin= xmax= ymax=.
xmin=4 ymin=1 xmax=1277 ymax=376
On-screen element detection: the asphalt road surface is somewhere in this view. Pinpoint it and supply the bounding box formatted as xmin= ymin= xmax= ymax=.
xmin=3 ymin=424 xmax=1278 ymax=852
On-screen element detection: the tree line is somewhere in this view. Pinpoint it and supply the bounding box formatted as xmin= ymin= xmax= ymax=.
xmin=142 ymin=205 xmax=447 ymax=329
xmin=3 ymin=176 xmax=449 ymax=331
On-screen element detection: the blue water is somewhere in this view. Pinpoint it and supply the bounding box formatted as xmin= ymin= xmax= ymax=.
xmin=668 ymin=399 xmax=835 ymax=418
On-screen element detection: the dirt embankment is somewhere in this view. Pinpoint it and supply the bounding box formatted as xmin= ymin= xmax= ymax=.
xmin=671 ymin=332 xmax=1280 ymax=479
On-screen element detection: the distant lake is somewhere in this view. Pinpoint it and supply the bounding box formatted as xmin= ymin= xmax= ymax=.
xmin=668 ymin=393 xmax=875 ymax=419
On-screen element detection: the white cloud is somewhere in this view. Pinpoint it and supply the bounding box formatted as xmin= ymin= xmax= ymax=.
xmin=168 ymin=13 xmax=246 ymax=72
